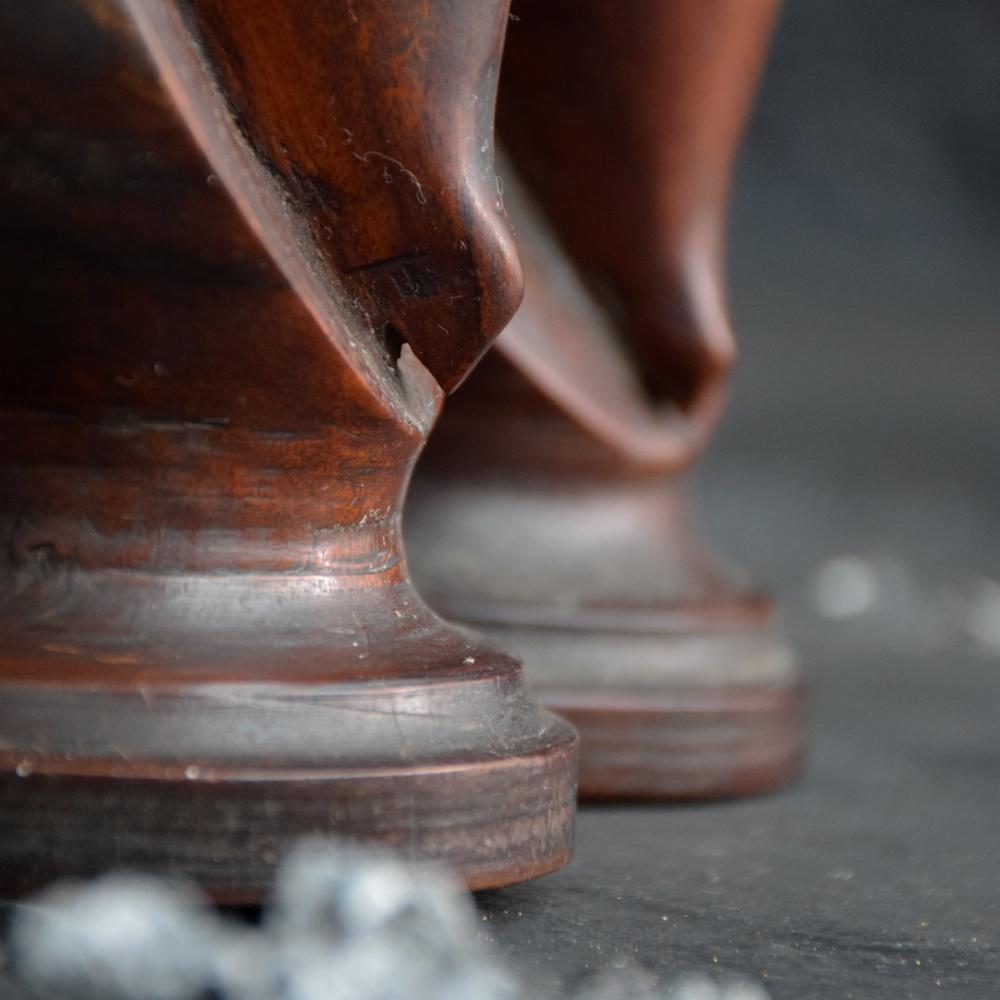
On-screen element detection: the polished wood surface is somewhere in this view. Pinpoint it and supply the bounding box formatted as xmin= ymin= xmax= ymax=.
xmin=500 ymin=0 xmax=780 ymax=415
xmin=0 ymin=0 xmax=576 ymax=897
xmin=408 ymin=346 xmax=805 ymax=800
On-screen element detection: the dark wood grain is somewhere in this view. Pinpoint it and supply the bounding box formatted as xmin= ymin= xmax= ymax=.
xmin=0 ymin=0 xmax=575 ymax=897
xmin=156 ymin=0 xmax=523 ymax=393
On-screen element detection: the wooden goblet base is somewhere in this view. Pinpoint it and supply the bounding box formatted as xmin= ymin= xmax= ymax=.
xmin=408 ymin=461 xmax=805 ymax=802
xmin=470 ymin=614 xmax=804 ymax=801
xmin=0 ymin=401 xmax=577 ymax=899
xmin=0 ymin=580 xmax=576 ymax=900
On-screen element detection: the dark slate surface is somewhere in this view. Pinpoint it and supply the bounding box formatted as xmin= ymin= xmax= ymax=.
xmin=479 ymin=646 xmax=1000 ymax=999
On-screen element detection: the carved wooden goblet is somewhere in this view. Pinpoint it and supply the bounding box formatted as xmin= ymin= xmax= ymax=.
xmin=408 ymin=0 xmax=805 ymax=799
xmin=0 ymin=0 xmax=576 ymax=898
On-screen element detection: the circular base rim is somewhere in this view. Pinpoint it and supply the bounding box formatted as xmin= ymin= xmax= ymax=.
xmin=539 ymin=679 xmax=806 ymax=801
xmin=467 ymin=618 xmax=805 ymax=802
xmin=0 ymin=729 xmax=577 ymax=900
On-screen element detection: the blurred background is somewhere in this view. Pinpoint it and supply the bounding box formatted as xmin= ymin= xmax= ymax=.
xmin=708 ymin=0 xmax=1000 ymax=646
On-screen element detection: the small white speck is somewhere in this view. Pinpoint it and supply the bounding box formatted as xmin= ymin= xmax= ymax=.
xmin=463 ymin=656 xmax=475 ymax=664
xmin=184 ymin=765 xmax=201 ymax=780
xmin=809 ymin=556 xmax=880 ymax=619
xmin=15 ymin=760 xmax=32 ymax=777
xmin=965 ymin=576 xmax=1000 ymax=652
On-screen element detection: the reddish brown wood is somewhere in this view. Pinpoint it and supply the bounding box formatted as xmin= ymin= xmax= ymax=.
xmin=499 ymin=0 xmax=780 ymax=414
xmin=408 ymin=1 xmax=804 ymax=800
xmin=407 ymin=344 xmax=805 ymax=801
xmin=0 ymin=0 xmax=576 ymax=898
